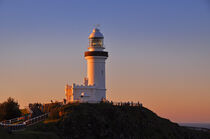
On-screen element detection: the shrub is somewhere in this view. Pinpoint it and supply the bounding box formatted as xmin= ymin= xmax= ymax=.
xmin=0 ymin=97 xmax=21 ymax=121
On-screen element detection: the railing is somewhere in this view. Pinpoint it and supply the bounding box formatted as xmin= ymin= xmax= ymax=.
xmin=109 ymin=101 xmax=143 ymax=107
xmin=0 ymin=114 xmax=31 ymax=125
xmin=24 ymin=113 xmax=48 ymax=126
xmin=0 ymin=113 xmax=48 ymax=131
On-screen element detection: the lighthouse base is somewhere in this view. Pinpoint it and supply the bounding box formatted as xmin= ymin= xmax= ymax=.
xmin=65 ymin=84 xmax=106 ymax=103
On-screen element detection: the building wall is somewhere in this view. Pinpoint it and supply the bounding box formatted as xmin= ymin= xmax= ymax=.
xmin=85 ymin=56 xmax=107 ymax=89
xmin=73 ymin=87 xmax=96 ymax=102
xmin=65 ymin=85 xmax=73 ymax=102
xmin=65 ymin=84 xmax=106 ymax=103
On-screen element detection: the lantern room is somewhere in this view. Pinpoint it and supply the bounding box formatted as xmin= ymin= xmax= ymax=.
xmin=88 ymin=28 xmax=105 ymax=51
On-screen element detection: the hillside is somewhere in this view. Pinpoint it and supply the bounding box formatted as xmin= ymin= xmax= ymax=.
xmin=1 ymin=103 xmax=210 ymax=139
xmin=0 ymin=128 xmax=59 ymax=139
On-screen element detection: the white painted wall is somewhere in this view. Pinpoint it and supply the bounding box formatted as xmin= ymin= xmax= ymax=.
xmin=85 ymin=56 xmax=107 ymax=89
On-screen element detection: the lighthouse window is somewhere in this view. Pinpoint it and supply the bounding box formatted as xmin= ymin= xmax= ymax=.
xmin=90 ymin=39 xmax=103 ymax=47
xmin=101 ymin=70 xmax=104 ymax=75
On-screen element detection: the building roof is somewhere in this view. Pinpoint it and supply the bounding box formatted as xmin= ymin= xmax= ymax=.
xmin=88 ymin=28 xmax=104 ymax=39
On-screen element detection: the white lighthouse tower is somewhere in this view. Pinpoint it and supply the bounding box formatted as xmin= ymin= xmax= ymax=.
xmin=65 ymin=28 xmax=108 ymax=103
xmin=85 ymin=28 xmax=108 ymax=100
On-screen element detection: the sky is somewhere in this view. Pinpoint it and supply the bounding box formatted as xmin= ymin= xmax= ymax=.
xmin=0 ymin=0 xmax=210 ymax=123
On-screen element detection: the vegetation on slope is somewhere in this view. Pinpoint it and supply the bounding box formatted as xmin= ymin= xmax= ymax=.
xmin=1 ymin=102 xmax=210 ymax=139
xmin=0 ymin=128 xmax=59 ymax=139
xmin=29 ymin=102 xmax=210 ymax=139
xmin=0 ymin=97 xmax=21 ymax=121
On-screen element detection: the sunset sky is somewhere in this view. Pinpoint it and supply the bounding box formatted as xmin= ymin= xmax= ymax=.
xmin=0 ymin=0 xmax=210 ymax=123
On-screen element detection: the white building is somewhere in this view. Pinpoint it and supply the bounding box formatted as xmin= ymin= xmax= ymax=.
xmin=65 ymin=28 xmax=108 ymax=103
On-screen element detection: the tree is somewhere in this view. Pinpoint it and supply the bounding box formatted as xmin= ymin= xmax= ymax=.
xmin=28 ymin=103 xmax=43 ymax=117
xmin=0 ymin=97 xmax=21 ymax=121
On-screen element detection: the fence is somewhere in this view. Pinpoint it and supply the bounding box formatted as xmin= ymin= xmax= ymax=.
xmin=0 ymin=114 xmax=31 ymax=125
xmin=109 ymin=101 xmax=143 ymax=107
xmin=0 ymin=113 xmax=48 ymax=131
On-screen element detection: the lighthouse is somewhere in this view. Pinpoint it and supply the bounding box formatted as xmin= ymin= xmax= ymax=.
xmin=65 ymin=28 xmax=108 ymax=103
xmin=85 ymin=28 xmax=108 ymax=99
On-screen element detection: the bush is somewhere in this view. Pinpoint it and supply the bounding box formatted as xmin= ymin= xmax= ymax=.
xmin=0 ymin=97 xmax=21 ymax=121
xmin=48 ymin=103 xmax=63 ymax=120
xmin=29 ymin=103 xmax=43 ymax=117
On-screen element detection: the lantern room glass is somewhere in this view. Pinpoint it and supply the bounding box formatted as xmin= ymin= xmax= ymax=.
xmin=89 ymin=38 xmax=103 ymax=47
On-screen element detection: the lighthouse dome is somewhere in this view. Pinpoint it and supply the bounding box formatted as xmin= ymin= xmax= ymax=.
xmin=88 ymin=28 xmax=104 ymax=39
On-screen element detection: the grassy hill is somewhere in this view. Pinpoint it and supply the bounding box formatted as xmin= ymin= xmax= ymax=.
xmin=1 ymin=102 xmax=210 ymax=139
